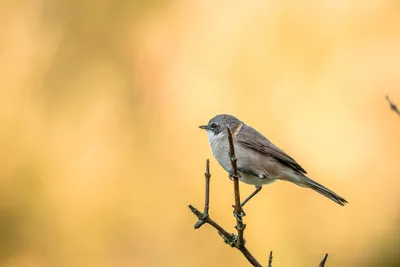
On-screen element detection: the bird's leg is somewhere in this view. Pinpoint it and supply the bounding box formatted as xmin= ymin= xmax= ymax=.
xmin=241 ymin=186 xmax=262 ymax=207
xmin=231 ymin=186 xmax=263 ymax=218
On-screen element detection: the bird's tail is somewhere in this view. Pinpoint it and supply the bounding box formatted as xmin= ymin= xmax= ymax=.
xmin=300 ymin=175 xmax=348 ymax=206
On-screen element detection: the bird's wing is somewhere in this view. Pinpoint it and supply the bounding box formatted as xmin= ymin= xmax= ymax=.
xmin=235 ymin=125 xmax=307 ymax=174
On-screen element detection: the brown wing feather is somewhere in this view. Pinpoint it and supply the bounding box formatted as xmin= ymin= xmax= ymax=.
xmin=236 ymin=124 xmax=307 ymax=174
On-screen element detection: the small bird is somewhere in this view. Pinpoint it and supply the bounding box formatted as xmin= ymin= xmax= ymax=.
xmin=199 ymin=114 xmax=347 ymax=208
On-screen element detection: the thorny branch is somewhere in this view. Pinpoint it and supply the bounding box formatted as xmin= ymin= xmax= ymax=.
xmin=386 ymin=95 xmax=400 ymax=116
xmin=188 ymin=130 xmax=329 ymax=266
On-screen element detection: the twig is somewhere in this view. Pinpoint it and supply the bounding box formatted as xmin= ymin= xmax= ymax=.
xmin=319 ymin=253 xmax=328 ymax=267
xmin=189 ymin=160 xmax=233 ymax=239
xmin=204 ymin=159 xmax=211 ymax=215
xmin=227 ymin=127 xmax=244 ymax=229
xmin=193 ymin=159 xmax=211 ymax=229
xmin=386 ymin=95 xmax=400 ymax=116
xmin=268 ymin=251 xmax=273 ymax=267
xmin=188 ymin=204 xmax=234 ymax=243
xmin=188 ymin=158 xmax=262 ymax=266
xmin=227 ymin=126 xmax=262 ymax=267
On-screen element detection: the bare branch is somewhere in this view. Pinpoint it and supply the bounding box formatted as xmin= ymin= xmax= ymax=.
xmin=188 ymin=159 xmax=233 ymax=240
xmin=386 ymin=95 xmax=400 ymax=116
xmin=188 ymin=158 xmax=262 ymax=266
xmin=227 ymin=126 xmax=262 ymax=267
xmin=189 ymin=140 xmax=330 ymax=266
xmin=204 ymin=159 xmax=211 ymax=215
xmin=319 ymin=253 xmax=328 ymax=267
xmin=188 ymin=204 xmax=234 ymax=242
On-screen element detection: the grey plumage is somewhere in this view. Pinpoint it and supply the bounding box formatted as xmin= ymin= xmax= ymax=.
xmin=199 ymin=114 xmax=347 ymax=206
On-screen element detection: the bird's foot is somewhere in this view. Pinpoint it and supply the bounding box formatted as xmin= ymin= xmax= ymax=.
xmin=232 ymin=204 xmax=246 ymax=219
xmin=229 ymin=170 xmax=241 ymax=181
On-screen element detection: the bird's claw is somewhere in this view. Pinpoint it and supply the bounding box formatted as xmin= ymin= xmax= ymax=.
xmin=229 ymin=170 xmax=241 ymax=181
xmin=232 ymin=204 xmax=246 ymax=219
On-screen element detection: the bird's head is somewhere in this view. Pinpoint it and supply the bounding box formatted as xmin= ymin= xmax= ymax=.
xmin=199 ymin=114 xmax=242 ymax=141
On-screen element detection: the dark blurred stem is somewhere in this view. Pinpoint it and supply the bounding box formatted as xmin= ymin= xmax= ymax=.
xmin=319 ymin=254 xmax=328 ymax=267
xmin=268 ymin=251 xmax=273 ymax=267
xmin=386 ymin=95 xmax=400 ymax=116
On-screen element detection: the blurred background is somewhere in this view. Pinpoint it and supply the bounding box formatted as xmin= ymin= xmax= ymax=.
xmin=1 ymin=0 xmax=400 ymax=266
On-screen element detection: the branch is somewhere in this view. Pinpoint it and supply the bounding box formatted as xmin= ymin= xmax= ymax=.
xmin=187 ymin=204 xmax=234 ymax=243
xmin=227 ymin=126 xmax=262 ymax=266
xmin=268 ymin=251 xmax=273 ymax=267
xmin=191 ymin=159 xmax=211 ymax=229
xmin=188 ymin=135 xmax=329 ymax=266
xmin=386 ymin=95 xmax=400 ymax=116
xmin=188 ymin=158 xmax=262 ymax=266
xmin=227 ymin=127 xmax=245 ymax=238
xmin=188 ymin=159 xmax=234 ymax=243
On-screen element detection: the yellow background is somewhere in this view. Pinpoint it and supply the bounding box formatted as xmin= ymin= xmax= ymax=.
xmin=1 ymin=1 xmax=400 ymax=266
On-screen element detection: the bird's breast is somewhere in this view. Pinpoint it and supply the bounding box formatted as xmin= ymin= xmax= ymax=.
xmin=210 ymin=135 xmax=232 ymax=172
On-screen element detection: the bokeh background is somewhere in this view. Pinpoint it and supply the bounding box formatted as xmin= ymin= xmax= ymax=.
xmin=1 ymin=1 xmax=400 ymax=266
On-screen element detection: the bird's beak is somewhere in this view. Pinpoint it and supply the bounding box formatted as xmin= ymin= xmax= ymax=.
xmin=199 ymin=125 xmax=209 ymax=130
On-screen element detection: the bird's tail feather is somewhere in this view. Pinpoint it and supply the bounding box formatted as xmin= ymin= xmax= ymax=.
xmin=300 ymin=175 xmax=348 ymax=206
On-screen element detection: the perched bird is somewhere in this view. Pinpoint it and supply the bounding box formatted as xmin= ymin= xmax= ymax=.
xmin=199 ymin=114 xmax=347 ymax=207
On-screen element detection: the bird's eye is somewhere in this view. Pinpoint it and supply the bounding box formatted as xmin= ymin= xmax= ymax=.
xmin=210 ymin=123 xmax=217 ymax=129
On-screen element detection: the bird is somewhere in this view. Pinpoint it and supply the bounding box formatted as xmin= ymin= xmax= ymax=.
xmin=199 ymin=114 xmax=347 ymax=208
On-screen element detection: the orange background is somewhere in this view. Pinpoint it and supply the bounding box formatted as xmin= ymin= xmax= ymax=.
xmin=1 ymin=1 xmax=400 ymax=266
